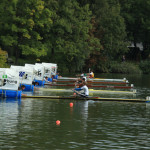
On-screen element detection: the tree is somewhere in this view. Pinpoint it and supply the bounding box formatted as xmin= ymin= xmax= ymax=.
xmin=119 ymin=0 xmax=150 ymax=59
xmin=43 ymin=0 xmax=94 ymax=72
xmin=77 ymin=0 xmax=128 ymax=72
xmin=0 ymin=0 xmax=53 ymax=64
xmin=94 ymin=0 xmax=128 ymax=59
xmin=0 ymin=48 xmax=8 ymax=67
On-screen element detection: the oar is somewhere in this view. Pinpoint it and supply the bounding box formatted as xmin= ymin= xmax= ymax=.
xmin=72 ymin=89 xmax=81 ymax=96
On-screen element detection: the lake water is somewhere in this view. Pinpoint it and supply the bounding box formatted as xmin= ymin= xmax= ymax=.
xmin=0 ymin=73 xmax=150 ymax=149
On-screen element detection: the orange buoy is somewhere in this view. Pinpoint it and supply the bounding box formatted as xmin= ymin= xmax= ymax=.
xmin=70 ymin=102 xmax=73 ymax=107
xmin=56 ymin=120 xmax=61 ymax=125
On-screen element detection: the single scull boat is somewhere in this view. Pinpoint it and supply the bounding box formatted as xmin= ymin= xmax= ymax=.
xmin=22 ymin=95 xmax=150 ymax=103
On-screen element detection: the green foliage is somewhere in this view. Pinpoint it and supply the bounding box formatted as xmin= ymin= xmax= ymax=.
xmin=44 ymin=0 xmax=94 ymax=72
xmin=0 ymin=0 xmax=149 ymax=73
xmin=0 ymin=48 xmax=9 ymax=67
xmin=95 ymin=61 xmax=110 ymax=73
xmin=0 ymin=0 xmax=53 ymax=63
xmin=110 ymin=61 xmax=141 ymax=74
xmin=139 ymin=60 xmax=150 ymax=74
xmin=82 ymin=0 xmax=128 ymax=72
xmin=93 ymin=0 xmax=128 ymax=59
xmin=119 ymin=0 xmax=150 ymax=59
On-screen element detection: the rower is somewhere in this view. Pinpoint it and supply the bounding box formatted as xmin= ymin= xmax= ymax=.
xmin=44 ymin=75 xmax=57 ymax=84
xmin=51 ymin=75 xmax=57 ymax=82
xmin=82 ymin=76 xmax=87 ymax=82
xmin=76 ymin=72 xmax=87 ymax=78
xmin=74 ymin=80 xmax=89 ymax=97
xmin=89 ymin=70 xmax=94 ymax=78
xmin=75 ymin=77 xmax=86 ymax=88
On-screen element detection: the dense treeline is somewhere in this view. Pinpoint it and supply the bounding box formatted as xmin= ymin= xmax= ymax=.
xmin=0 ymin=0 xmax=150 ymax=73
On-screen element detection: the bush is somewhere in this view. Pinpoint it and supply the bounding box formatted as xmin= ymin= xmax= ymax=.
xmin=139 ymin=60 xmax=150 ymax=74
xmin=109 ymin=61 xmax=141 ymax=74
xmin=0 ymin=48 xmax=9 ymax=68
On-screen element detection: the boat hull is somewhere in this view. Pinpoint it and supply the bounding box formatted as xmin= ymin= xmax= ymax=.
xmin=22 ymin=95 xmax=148 ymax=103
xmin=44 ymin=83 xmax=133 ymax=89
xmin=37 ymin=88 xmax=136 ymax=95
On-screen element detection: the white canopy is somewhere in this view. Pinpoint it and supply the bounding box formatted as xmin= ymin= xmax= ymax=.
xmin=35 ymin=63 xmax=51 ymax=78
xmin=25 ymin=64 xmax=45 ymax=80
xmin=10 ymin=65 xmax=33 ymax=85
xmin=42 ymin=62 xmax=57 ymax=76
xmin=0 ymin=68 xmax=19 ymax=90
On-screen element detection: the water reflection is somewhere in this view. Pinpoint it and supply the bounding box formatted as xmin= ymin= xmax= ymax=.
xmin=0 ymin=98 xmax=21 ymax=149
xmin=0 ymin=74 xmax=150 ymax=149
xmin=0 ymin=98 xmax=150 ymax=149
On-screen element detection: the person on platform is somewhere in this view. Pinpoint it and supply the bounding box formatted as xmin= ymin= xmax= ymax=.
xmin=32 ymin=81 xmax=39 ymax=86
xmin=32 ymin=81 xmax=39 ymax=90
xmin=46 ymin=75 xmax=57 ymax=83
xmin=18 ymin=85 xmax=27 ymax=96
xmin=53 ymin=72 xmax=62 ymax=79
xmin=44 ymin=76 xmax=50 ymax=83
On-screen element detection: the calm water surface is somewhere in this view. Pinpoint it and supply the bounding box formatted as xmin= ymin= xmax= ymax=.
xmin=0 ymin=73 xmax=150 ymax=149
